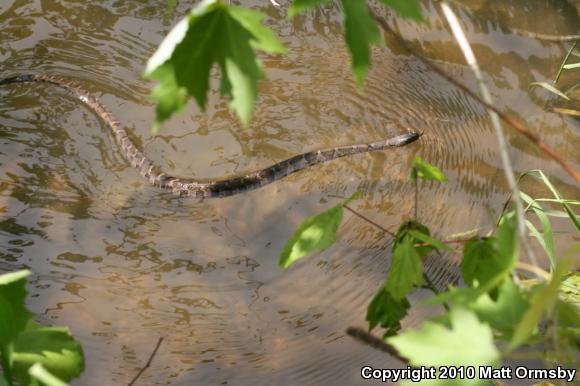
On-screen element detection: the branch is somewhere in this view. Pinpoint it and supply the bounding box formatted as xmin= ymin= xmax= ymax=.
xmin=370 ymin=13 xmax=580 ymax=184
xmin=128 ymin=337 xmax=164 ymax=386
xmin=346 ymin=327 xmax=409 ymax=363
xmin=343 ymin=204 xmax=396 ymax=238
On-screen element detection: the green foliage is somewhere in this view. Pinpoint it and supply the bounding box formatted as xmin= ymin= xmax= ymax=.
xmin=341 ymin=0 xmax=383 ymax=86
xmin=9 ymin=324 xmax=84 ymax=385
xmin=410 ymin=157 xmax=447 ymax=183
xmin=366 ymin=287 xmax=410 ymax=337
xmin=469 ymin=279 xmax=530 ymax=340
xmin=461 ymin=214 xmax=517 ymax=299
xmin=146 ymin=0 xmax=425 ymax=128
xmin=387 ymin=308 xmax=500 ymax=386
xmin=0 ymin=271 xmax=84 ymax=386
xmin=386 ymin=235 xmax=423 ymax=299
xmin=278 ymin=203 xmax=343 ymax=268
xmin=291 ymin=0 xmax=384 ymax=86
xmin=0 ymin=270 xmax=32 ymax=348
xmin=509 ymin=259 xmax=571 ymax=351
xmin=288 ymin=0 xmax=329 ymax=18
xmin=145 ymin=0 xmax=286 ymax=129
xmin=377 ymin=0 xmax=423 ymax=21
xmin=277 ymin=161 xmax=579 ymax=379
xmin=28 ymin=364 xmax=67 ymax=386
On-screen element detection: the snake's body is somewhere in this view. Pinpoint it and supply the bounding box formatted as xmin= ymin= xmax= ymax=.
xmin=0 ymin=74 xmax=420 ymax=198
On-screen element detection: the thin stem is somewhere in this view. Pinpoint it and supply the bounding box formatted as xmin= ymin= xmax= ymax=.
xmin=128 ymin=337 xmax=164 ymax=386
xmin=343 ymin=204 xmax=396 ymax=238
xmin=414 ymin=179 xmax=418 ymax=219
xmin=439 ymin=2 xmax=538 ymax=269
xmin=370 ymin=12 xmax=580 ymax=183
xmin=346 ymin=327 xmax=408 ymax=363
xmin=515 ymin=261 xmax=551 ymax=280
xmin=553 ymin=40 xmax=578 ymax=85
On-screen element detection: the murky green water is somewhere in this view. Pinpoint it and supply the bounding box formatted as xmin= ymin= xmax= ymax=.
xmin=0 ymin=0 xmax=578 ymax=385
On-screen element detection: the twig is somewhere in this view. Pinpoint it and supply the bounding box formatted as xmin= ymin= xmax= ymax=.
xmin=370 ymin=13 xmax=580 ymax=183
xmin=553 ymin=40 xmax=578 ymax=85
xmin=343 ymin=204 xmax=396 ymax=238
xmin=516 ymin=261 xmax=551 ymax=280
xmin=128 ymin=337 xmax=164 ymax=386
xmin=438 ymin=2 xmax=538 ymax=269
xmin=414 ymin=179 xmax=418 ymax=219
xmin=510 ymin=30 xmax=580 ymax=43
xmin=346 ymin=326 xmax=409 ymax=363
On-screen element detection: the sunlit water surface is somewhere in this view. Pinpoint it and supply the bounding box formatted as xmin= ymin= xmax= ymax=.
xmin=0 ymin=0 xmax=578 ymax=385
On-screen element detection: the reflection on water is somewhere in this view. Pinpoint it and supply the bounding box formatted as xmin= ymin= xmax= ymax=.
xmin=0 ymin=0 xmax=578 ymax=385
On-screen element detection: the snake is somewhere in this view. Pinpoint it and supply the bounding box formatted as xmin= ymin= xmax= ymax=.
xmin=0 ymin=74 xmax=421 ymax=198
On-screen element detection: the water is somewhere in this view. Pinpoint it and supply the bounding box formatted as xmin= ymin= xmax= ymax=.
xmin=0 ymin=0 xmax=578 ymax=385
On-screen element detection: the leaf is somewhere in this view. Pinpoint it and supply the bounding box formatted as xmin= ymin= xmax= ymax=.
xmin=29 ymin=364 xmax=67 ymax=386
xmin=377 ymin=0 xmax=423 ymax=21
xmin=529 ymin=82 xmax=570 ymax=100
xmin=508 ymin=259 xmax=571 ymax=351
xmin=386 ymin=235 xmax=424 ymax=300
xmin=8 ymin=325 xmax=85 ymax=385
xmin=562 ymin=62 xmax=580 ymax=69
xmin=461 ymin=238 xmax=502 ymax=289
xmin=553 ymin=107 xmax=580 ymax=117
xmin=288 ymin=0 xmax=330 ymax=18
xmin=394 ymin=220 xmax=435 ymax=258
xmin=279 ymin=204 xmax=343 ymax=268
xmin=341 ymin=0 xmax=383 ymax=86
xmin=145 ymin=0 xmax=286 ymax=128
xmin=366 ymin=286 xmax=410 ymax=336
xmin=495 ymin=211 xmax=518 ymax=262
xmin=525 ymin=170 xmax=580 ymax=232
xmin=0 ymin=270 xmax=32 ymax=347
xmin=387 ymin=308 xmax=499 ymax=385
xmin=470 ymin=278 xmax=530 ymax=340
xmin=521 ymin=192 xmax=555 ymax=268
xmin=410 ymin=157 xmax=447 ymax=183
xmin=559 ymin=271 xmax=580 ymax=307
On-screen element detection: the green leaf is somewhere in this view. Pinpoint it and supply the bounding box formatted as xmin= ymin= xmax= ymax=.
xmin=341 ymin=0 xmax=383 ymax=86
xmin=366 ymin=286 xmax=410 ymax=336
xmin=288 ymin=0 xmax=330 ymax=18
xmin=470 ymin=279 xmax=530 ymax=340
xmin=407 ymin=229 xmax=452 ymax=252
xmin=377 ymin=0 xmax=423 ymax=21
xmin=410 ymin=157 xmax=447 ymax=183
xmin=524 ymin=170 xmax=580 ymax=232
xmin=461 ymin=238 xmax=502 ymax=289
xmin=29 ymin=364 xmax=67 ymax=386
xmin=525 ymin=220 xmax=555 ymax=270
xmin=145 ymin=0 xmax=286 ymax=127
xmin=529 ymin=82 xmax=570 ymax=100
xmin=387 ymin=308 xmax=499 ymax=385
xmin=8 ymin=325 xmax=85 ymax=385
xmin=495 ymin=211 xmax=518 ymax=261
xmin=559 ymin=271 xmax=579 ymax=307
xmin=279 ymin=204 xmax=343 ymax=268
xmin=0 ymin=270 xmax=32 ymax=348
xmin=386 ymin=235 xmax=423 ymax=300
xmin=508 ymin=259 xmax=571 ymax=351
xmin=394 ymin=220 xmax=435 ymax=258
